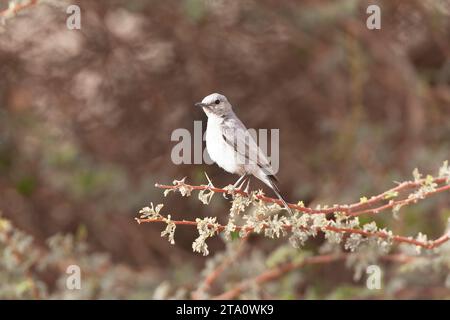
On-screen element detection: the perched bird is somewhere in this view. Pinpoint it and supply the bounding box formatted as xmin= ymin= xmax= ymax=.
xmin=195 ymin=93 xmax=292 ymax=214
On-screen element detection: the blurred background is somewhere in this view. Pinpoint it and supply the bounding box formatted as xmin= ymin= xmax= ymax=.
xmin=0 ymin=0 xmax=449 ymax=299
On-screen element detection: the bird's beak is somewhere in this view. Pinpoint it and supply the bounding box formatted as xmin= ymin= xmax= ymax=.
xmin=195 ymin=102 xmax=207 ymax=108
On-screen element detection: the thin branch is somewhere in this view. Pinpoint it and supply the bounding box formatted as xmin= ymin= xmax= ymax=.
xmin=191 ymin=237 xmax=248 ymax=300
xmin=211 ymin=253 xmax=428 ymax=300
xmin=135 ymin=217 xmax=450 ymax=249
xmin=155 ymin=176 xmax=449 ymax=217
xmin=139 ymin=166 xmax=450 ymax=298
xmin=0 ymin=0 xmax=39 ymax=17
xmin=212 ymin=254 xmax=344 ymax=300
xmin=350 ymin=184 xmax=450 ymax=216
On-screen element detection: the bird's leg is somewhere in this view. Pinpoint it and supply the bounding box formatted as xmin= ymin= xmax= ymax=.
xmin=232 ymin=174 xmax=247 ymax=189
xmin=244 ymin=177 xmax=251 ymax=194
xmin=236 ymin=177 xmax=248 ymax=191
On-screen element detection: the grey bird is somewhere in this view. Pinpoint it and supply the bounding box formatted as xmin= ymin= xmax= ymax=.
xmin=195 ymin=93 xmax=292 ymax=214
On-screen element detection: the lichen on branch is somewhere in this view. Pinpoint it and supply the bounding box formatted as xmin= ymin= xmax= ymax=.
xmin=136 ymin=162 xmax=450 ymax=257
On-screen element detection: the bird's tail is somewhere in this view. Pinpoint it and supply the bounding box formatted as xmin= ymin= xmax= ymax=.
xmin=265 ymin=174 xmax=293 ymax=215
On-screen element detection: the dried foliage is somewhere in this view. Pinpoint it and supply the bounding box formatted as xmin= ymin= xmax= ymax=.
xmin=137 ymin=163 xmax=450 ymax=298
xmin=0 ymin=215 xmax=166 ymax=299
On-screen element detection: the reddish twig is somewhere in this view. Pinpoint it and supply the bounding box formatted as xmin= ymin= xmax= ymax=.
xmin=191 ymin=237 xmax=248 ymax=300
xmin=155 ymin=176 xmax=449 ymax=217
xmin=212 ymin=254 xmax=344 ymax=300
xmin=350 ymin=184 xmax=450 ymax=216
xmin=379 ymin=253 xmax=417 ymax=264
xmin=0 ymin=0 xmax=39 ymax=17
xmin=211 ymin=252 xmax=429 ymax=300
xmin=135 ymin=217 xmax=450 ymax=250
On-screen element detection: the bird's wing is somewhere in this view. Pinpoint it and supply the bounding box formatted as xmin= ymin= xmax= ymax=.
xmin=221 ymin=115 xmax=277 ymax=178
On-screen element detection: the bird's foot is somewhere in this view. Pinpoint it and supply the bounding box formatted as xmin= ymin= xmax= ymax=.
xmin=222 ymin=189 xmax=231 ymax=200
xmin=222 ymin=178 xmax=249 ymax=200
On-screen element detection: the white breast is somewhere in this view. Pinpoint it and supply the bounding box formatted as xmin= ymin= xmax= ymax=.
xmin=205 ymin=116 xmax=241 ymax=175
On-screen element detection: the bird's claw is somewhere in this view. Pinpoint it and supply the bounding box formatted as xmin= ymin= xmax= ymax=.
xmin=244 ymin=179 xmax=250 ymax=194
xmin=236 ymin=177 xmax=248 ymax=192
xmin=223 ymin=178 xmax=249 ymax=200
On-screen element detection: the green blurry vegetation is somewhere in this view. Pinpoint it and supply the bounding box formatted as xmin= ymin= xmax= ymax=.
xmin=0 ymin=147 xmax=13 ymax=173
xmin=183 ymin=0 xmax=207 ymax=22
xmin=15 ymin=176 xmax=37 ymax=197
xmin=0 ymin=216 xmax=160 ymax=299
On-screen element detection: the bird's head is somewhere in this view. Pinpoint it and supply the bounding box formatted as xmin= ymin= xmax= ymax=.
xmin=195 ymin=93 xmax=232 ymax=117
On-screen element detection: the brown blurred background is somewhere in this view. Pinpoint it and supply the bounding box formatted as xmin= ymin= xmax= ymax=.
xmin=0 ymin=0 xmax=449 ymax=298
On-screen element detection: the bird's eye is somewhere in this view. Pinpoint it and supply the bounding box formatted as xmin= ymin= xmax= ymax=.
xmin=214 ymin=99 xmax=220 ymax=105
